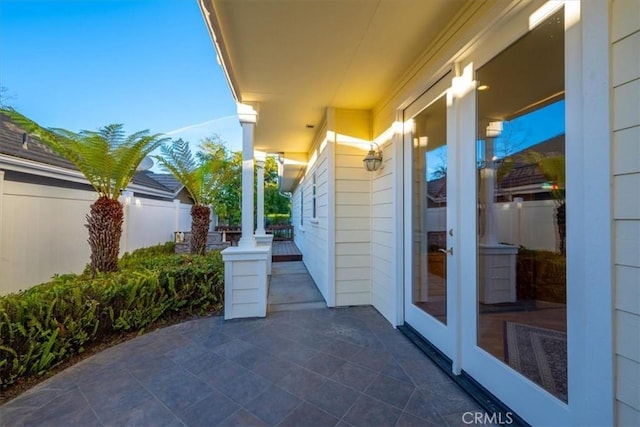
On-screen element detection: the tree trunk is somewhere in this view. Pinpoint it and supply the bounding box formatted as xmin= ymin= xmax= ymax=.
xmin=556 ymin=201 xmax=566 ymax=256
xmin=191 ymin=205 xmax=211 ymax=255
xmin=86 ymin=196 xmax=124 ymax=274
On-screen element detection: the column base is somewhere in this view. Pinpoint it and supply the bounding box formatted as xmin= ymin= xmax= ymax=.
xmin=478 ymin=243 xmax=519 ymax=304
xmin=255 ymin=234 xmax=274 ymax=275
xmin=222 ymin=245 xmax=270 ymax=320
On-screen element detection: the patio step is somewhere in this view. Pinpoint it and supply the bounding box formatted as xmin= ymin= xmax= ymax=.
xmin=272 ymin=241 xmax=303 ymax=262
xmin=272 ymin=253 xmax=303 ymax=262
xmin=268 ymin=301 xmax=327 ymax=312
xmin=267 ymin=261 xmax=326 ymax=312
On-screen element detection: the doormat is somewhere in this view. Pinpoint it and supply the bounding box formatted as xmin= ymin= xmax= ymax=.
xmin=504 ymin=321 xmax=567 ymax=401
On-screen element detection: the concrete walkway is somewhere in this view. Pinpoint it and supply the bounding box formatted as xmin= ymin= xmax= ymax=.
xmin=268 ymin=261 xmax=326 ymax=312
xmin=0 ymin=263 xmax=486 ymax=427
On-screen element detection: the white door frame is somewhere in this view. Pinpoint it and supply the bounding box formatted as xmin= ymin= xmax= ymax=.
xmin=398 ymin=1 xmax=613 ymax=425
xmin=402 ymin=75 xmax=458 ymax=363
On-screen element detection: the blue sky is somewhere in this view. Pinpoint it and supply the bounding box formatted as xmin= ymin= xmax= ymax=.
xmin=0 ymin=0 xmax=242 ymax=163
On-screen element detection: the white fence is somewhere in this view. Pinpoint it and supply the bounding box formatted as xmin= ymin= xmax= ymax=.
xmin=0 ymin=177 xmax=193 ymax=295
xmin=426 ymin=200 xmax=560 ymax=251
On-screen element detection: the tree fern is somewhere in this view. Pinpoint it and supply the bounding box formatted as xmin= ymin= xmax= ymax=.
xmin=1 ymin=108 xmax=168 ymax=199
xmin=1 ymin=108 xmax=170 ymax=273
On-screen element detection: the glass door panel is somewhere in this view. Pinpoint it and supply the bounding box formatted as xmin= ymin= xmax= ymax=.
xmin=474 ymin=6 xmax=567 ymax=402
xmin=405 ymin=91 xmax=454 ymax=359
xmin=412 ymin=96 xmax=448 ymax=324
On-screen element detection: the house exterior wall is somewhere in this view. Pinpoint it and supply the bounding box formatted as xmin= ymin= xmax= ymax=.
xmin=284 ymin=2 xmax=634 ymax=423
xmin=334 ymin=143 xmax=371 ymax=306
xmin=612 ymin=0 xmax=640 ymax=423
xmin=334 ymin=109 xmax=372 ymax=306
xmin=0 ymin=179 xmax=193 ymax=294
xmin=371 ymin=137 xmax=396 ymax=324
xmin=293 ymin=109 xmax=374 ymax=307
xmin=292 ymin=129 xmax=330 ymax=302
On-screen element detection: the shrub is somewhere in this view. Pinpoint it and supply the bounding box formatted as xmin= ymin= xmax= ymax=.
xmin=266 ymin=213 xmax=290 ymax=225
xmin=516 ymin=248 xmax=566 ymax=303
xmin=0 ymin=244 xmax=223 ymax=390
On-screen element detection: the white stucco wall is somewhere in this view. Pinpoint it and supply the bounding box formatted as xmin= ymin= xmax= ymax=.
xmin=612 ymin=0 xmax=640 ymax=423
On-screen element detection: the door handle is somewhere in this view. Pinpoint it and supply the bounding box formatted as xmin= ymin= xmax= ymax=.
xmin=438 ymin=247 xmax=453 ymax=255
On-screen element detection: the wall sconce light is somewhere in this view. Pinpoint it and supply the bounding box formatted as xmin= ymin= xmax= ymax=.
xmin=363 ymin=143 xmax=383 ymax=172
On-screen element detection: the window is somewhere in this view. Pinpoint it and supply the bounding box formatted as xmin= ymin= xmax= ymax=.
xmin=300 ymin=189 xmax=304 ymax=226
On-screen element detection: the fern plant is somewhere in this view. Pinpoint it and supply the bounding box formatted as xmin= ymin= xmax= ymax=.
xmin=1 ymin=108 xmax=169 ymax=273
xmin=155 ymin=139 xmax=230 ymax=254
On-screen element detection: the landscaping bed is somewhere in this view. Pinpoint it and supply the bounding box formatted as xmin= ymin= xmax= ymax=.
xmin=0 ymin=242 xmax=224 ymax=399
xmin=516 ymin=248 xmax=566 ymax=303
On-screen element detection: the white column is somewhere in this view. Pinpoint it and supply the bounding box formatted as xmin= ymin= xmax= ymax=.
xmin=173 ymin=199 xmax=181 ymax=231
xmin=222 ymin=103 xmax=270 ymax=320
xmin=255 ymin=155 xmax=266 ymax=236
xmin=254 ymin=152 xmax=273 ymax=275
xmin=237 ymin=103 xmax=258 ymax=248
xmin=480 ymin=136 xmax=498 ymax=245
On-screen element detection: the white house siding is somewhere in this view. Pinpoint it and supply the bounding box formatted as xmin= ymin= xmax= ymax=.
xmin=0 ymin=180 xmax=192 ymax=294
xmin=292 ymin=135 xmax=330 ymax=302
xmin=612 ymin=0 xmax=640 ymax=423
xmin=335 ymin=143 xmax=371 ymax=306
xmin=370 ymin=138 xmax=396 ymax=324
xmin=334 ymin=109 xmax=372 ymax=306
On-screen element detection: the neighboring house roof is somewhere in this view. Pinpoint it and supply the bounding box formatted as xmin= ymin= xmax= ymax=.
xmin=426 ymin=135 xmax=565 ymax=201
xmin=498 ymin=135 xmax=565 ymax=192
xmin=0 ymin=113 xmax=174 ymax=198
xmin=143 ymin=171 xmax=184 ymax=193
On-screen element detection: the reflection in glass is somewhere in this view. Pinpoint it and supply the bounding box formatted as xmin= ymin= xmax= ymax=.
xmin=412 ymin=96 xmax=447 ymax=324
xmin=476 ymin=8 xmax=568 ymax=402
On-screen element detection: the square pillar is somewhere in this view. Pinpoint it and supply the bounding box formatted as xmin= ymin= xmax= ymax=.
xmin=255 ymin=234 xmax=274 ymax=275
xmin=237 ymin=103 xmax=258 ymax=248
xmin=222 ymin=246 xmax=270 ymax=319
xmin=222 ymin=103 xmax=271 ymax=320
xmin=255 ymin=155 xmax=266 ymax=236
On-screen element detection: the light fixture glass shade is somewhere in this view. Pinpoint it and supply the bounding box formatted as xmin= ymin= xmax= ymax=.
xmin=363 ymin=149 xmax=383 ymax=171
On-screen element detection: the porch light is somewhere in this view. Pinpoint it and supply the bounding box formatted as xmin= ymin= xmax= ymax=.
xmin=363 ymin=143 xmax=383 ymax=171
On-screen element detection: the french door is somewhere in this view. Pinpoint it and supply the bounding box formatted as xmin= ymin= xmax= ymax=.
xmin=403 ymin=77 xmax=458 ymax=362
xmin=402 ymin=3 xmax=572 ymax=425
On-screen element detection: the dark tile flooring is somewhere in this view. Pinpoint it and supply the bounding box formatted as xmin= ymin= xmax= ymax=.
xmin=1 ymin=307 xmax=485 ymax=426
xmin=1 ymin=261 xmax=486 ymax=426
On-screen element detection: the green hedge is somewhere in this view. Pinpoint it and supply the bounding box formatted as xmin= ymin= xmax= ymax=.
xmin=0 ymin=243 xmax=224 ymax=390
xmin=516 ymin=248 xmax=566 ymax=303
xmin=266 ymin=213 xmax=290 ymax=225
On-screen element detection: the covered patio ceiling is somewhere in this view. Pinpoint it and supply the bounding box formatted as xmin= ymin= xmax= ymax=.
xmin=198 ymin=0 xmax=471 ymax=190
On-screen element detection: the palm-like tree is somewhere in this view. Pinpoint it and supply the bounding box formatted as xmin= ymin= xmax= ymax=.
xmin=1 ymin=108 xmax=168 ymax=273
xmin=155 ymin=138 xmax=229 ymax=254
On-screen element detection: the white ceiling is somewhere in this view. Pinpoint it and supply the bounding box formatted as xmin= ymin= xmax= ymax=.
xmin=199 ymin=0 xmax=469 ymax=156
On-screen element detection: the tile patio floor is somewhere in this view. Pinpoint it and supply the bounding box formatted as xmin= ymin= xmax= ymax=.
xmin=1 ymin=263 xmax=487 ymax=427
